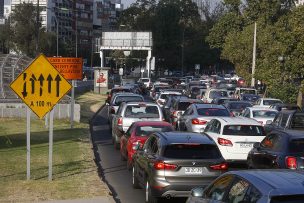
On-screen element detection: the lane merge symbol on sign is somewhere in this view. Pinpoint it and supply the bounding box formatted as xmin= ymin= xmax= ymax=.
xmin=10 ymin=54 xmax=72 ymax=119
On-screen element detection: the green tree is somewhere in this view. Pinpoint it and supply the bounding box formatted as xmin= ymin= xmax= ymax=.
xmin=11 ymin=2 xmax=38 ymax=57
xmin=0 ymin=19 xmax=13 ymax=54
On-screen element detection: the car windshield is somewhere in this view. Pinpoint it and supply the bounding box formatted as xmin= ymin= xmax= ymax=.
xmin=197 ymin=108 xmax=230 ymax=116
xmin=263 ymin=100 xmax=282 ymax=105
xmin=177 ymin=102 xmax=192 ymax=110
xmin=135 ymin=125 xmax=173 ymax=137
xmin=240 ymin=89 xmax=256 ymax=94
xmin=164 ymin=144 xmax=221 ymax=159
xmin=252 ymin=110 xmax=277 ymax=118
xmin=229 ymin=103 xmax=252 ymax=110
xmin=114 ymin=96 xmax=143 ymax=106
xmin=223 ymin=125 xmax=265 ymax=136
xmin=290 ymin=114 xmax=304 ymax=130
xmin=210 ymin=91 xmax=228 ymax=99
xmin=289 ymin=139 xmax=304 ymax=153
xmin=124 ymin=105 xmax=160 ymax=118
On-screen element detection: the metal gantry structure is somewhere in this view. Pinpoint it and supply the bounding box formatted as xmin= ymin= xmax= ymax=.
xmin=0 ymin=54 xmax=32 ymax=101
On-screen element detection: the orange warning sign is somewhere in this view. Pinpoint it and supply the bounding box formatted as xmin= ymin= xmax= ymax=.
xmin=47 ymin=57 xmax=83 ymax=80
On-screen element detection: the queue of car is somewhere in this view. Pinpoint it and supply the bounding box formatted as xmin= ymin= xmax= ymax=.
xmin=105 ymin=75 xmax=304 ymax=203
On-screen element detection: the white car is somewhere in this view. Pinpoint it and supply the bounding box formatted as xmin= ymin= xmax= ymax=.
xmin=156 ymin=91 xmax=182 ymax=107
xmin=204 ymin=117 xmax=265 ymax=162
xmin=253 ymin=98 xmax=283 ymax=108
xmin=241 ymin=107 xmax=278 ymax=125
xmin=138 ymin=78 xmax=152 ymax=89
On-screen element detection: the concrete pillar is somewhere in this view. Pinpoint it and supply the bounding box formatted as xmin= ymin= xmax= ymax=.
xmin=146 ymin=50 xmax=152 ymax=78
xmin=100 ymin=50 xmax=104 ymax=67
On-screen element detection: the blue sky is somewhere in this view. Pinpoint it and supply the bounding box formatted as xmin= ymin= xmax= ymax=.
xmin=122 ymin=0 xmax=135 ymax=8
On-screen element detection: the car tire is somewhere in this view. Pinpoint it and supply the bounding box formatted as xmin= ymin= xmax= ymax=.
xmin=145 ymin=180 xmax=158 ymax=203
xmin=120 ymin=151 xmax=126 ymax=161
xmin=127 ymin=155 xmax=132 ymax=171
xmin=132 ymin=165 xmax=140 ymax=189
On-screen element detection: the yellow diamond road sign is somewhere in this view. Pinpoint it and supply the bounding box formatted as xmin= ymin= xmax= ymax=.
xmin=10 ymin=54 xmax=72 ymax=119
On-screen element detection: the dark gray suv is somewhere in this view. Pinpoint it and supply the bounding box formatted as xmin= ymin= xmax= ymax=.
xmin=132 ymin=132 xmax=227 ymax=203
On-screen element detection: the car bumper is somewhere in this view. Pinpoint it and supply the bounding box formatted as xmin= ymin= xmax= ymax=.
xmin=189 ymin=125 xmax=207 ymax=133
xmin=150 ymin=182 xmax=210 ymax=198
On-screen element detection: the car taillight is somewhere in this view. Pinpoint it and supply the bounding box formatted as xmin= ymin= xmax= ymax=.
xmin=210 ymin=163 xmax=228 ymax=171
xmin=154 ymin=161 xmax=177 ymax=170
xmin=118 ymin=117 xmax=123 ymax=126
xmin=285 ymin=156 xmax=297 ymax=169
xmin=191 ymin=118 xmax=207 ymax=125
xmin=218 ymin=138 xmax=233 ymax=146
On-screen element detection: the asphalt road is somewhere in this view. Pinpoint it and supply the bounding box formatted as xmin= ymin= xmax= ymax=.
xmin=91 ymin=105 xmax=187 ymax=203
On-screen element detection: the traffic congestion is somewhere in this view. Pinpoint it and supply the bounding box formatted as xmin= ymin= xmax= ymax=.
xmin=104 ymin=74 xmax=304 ymax=203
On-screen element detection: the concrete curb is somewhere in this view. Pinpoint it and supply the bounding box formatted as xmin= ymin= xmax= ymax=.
xmin=89 ymin=104 xmax=120 ymax=203
xmin=40 ymin=196 xmax=115 ymax=203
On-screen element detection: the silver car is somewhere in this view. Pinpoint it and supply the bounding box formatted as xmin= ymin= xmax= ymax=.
xmin=178 ymin=104 xmax=231 ymax=133
xmin=107 ymin=93 xmax=144 ymax=127
xmin=111 ymin=102 xmax=164 ymax=149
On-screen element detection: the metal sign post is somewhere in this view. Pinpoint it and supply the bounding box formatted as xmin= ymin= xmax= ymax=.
xmin=26 ymin=107 xmax=31 ymax=180
xmin=70 ymin=80 xmax=75 ymax=129
xmin=48 ymin=109 xmax=54 ymax=181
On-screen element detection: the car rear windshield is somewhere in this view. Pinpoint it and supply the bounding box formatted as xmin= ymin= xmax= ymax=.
xmin=290 ymin=114 xmax=304 ymax=129
xmin=112 ymin=89 xmax=131 ymax=94
xmin=223 ymin=125 xmax=265 ymax=136
xmin=124 ymin=105 xmax=160 ymax=118
xmin=136 ymin=126 xmax=173 ymax=137
xmin=177 ymin=102 xmax=192 ymax=111
xmin=263 ymin=100 xmax=283 ymax=105
xmin=240 ymin=89 xmax=256 ymax=94
xmin=164 ymin=144 xmax=221 ymax=159
xmin=197 ymin=108 xmax=230 ymax=116
xmin=114 ymin=96 xmax=143 ymax=106
xmin=155 ymin=86 xmax=170 ymax=92
xmin=271 ymin=195 xmax=304 ymax=203
xmin=253 ymin=110 xmax=278 ymax=118
xmin=141 ymin=79 xmax=149 ymax=82
xmin=289 ymin=139 xmax=304 ymax=153
xmin=229 ymin=103 xmax=252 ymax=110
xmin=210 ymin=91 xmax=228 ymax=99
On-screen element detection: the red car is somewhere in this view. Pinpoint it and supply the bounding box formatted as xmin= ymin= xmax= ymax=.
xmin=120 ymin=121 xmax=174 ymax=169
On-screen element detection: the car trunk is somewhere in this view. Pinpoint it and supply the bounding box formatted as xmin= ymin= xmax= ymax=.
xmin=162 ymin=144 xmax=225 ymax=184
xmin=223 ymin=135 xmax=265 ymax=154
xmin=122 ymin=117 xmax=161 ymax=132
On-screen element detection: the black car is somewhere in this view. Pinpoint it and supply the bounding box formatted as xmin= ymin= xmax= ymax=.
xmin=132 ymin=132 xmax=227 ymax=203
xmin=223 ymin=101 xmax=252 ymax=116
xmin=211 ymin=97 xmax=239 ymax=105
xmin=264 ymin=110 xmax=304 ymax=133
xmin=240 ymin=93 xmax=260 ymax=104
xmin=247 ymin=129 xmax=304 ymax=169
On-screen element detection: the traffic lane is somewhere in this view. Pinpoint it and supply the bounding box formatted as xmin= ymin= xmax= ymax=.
xmin=91 ymin=106 xmax=186 ymax=203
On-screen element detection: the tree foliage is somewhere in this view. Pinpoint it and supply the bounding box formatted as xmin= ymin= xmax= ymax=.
xmin=207 ymin=0 xmax=304 ymax=103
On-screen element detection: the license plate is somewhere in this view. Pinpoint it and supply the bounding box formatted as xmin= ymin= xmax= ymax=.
xmin=240 ymin=143 xmax=253 ymax=148
xmin=185 ymin=167 xmax=203 ymax=175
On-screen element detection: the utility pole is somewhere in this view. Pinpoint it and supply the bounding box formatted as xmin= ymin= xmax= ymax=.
xmin=35 ymin=0 xmax=40 ymax=54
xmin=251 ymin=22 xmax=257 ymax=87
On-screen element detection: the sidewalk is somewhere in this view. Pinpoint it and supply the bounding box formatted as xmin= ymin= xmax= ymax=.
xmin=40 ymin=196 xmax=115 ymax=203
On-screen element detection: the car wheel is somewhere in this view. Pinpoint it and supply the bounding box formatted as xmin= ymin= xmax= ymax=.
xmin=114 ymin=135 xmax=120 ymax=150
xmin=145 ymin=180 xmax=158 ymax=203
xmin=132 ymin=165 xmax=140 ymax=189
xmin=120 ymin=151 xmax=126 ymax=161
xmin=127 ymin=155 xmax=132 ymax=171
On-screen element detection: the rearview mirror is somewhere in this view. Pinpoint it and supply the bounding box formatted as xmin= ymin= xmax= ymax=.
xmin=190 ymin=187 xmax=204 ymax=198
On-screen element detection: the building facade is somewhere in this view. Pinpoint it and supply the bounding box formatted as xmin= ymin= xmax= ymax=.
xmin=295 ymin=0 xmax=304 ymax=6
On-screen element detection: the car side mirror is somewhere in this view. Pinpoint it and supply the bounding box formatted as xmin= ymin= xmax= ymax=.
xmin=266 ymin=120 xmax=272 ymax=125
xmin=190 ymin=187 xmax=204 ymax=198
